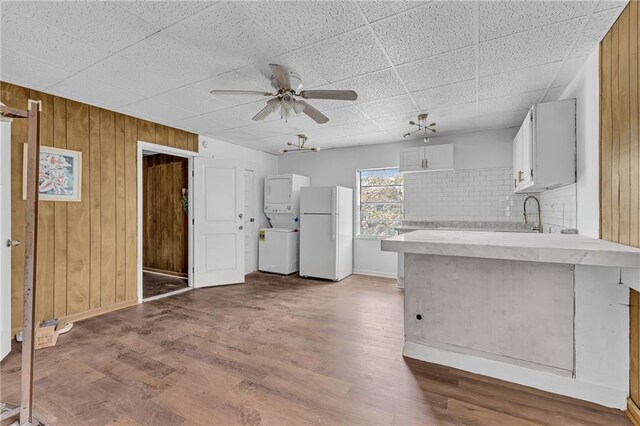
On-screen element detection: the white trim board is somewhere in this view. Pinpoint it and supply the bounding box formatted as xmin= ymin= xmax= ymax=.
xmin=352 ymin=269 xmax=398 ymax=279
xmin=136 ymin=141 xmax=196 ymax=303
xmin=403 ymin=342 xmax=626 ymax=410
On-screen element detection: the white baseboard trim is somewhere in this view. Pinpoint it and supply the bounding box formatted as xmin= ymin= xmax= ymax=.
xmin=403 ymin=341 xmax=627 ymax=410
xmin=352 ymin=269 xmax=398 ymax=279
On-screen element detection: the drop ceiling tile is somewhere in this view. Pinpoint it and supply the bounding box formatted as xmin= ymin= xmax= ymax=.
xmin=357 ymin=94 xmax=418 ymax=119
xmin=81 ymin=54 xmax=181 ymax=98
xmin=0 ymin=48 xmax=75 ymax=91
xmin=372 ymin=1 xmax=475 ymax=65
xmin=396 ymin=47 xmax=476 ymax=92
xmin=204 ymin=106 xmax=261 ymax=131
xmin=117 ymin=98 xmax=195 ymax=124
xmin=411 ymin=80 xmax=477 ymax=111
xmin=476 ymin=110 xmax=530 ymax=131
xmin=321 ymin=105 xmax=372 ymax=128
xmin=294 ymin=28 xmax=390 ymax=82
xmin=479 ymin=1 xmax=596 ymax=42
xmin=359 ymin=1 xmax=428 ymax=23
xmin=595 ymin=0 xmax=629 ymax=12
xmin=168 ymin=2 xmax=287 ymax=70
xmin=479 ymin=18 xmax=585 ymax=76
xmin=48 ymin=73 xmax=146 ymax=111
xmin=10 ymin=1 xmax=159 ymax=53
xmin=238 ymin=122 xmax=297 ymax=140
xmin=543 ymin=86 xmax=566 ymax=102
xmin=118 ymin=1 xmax=212 ymax=29
xmin=237 ymin=2 xmax=365 ymax=51
xmin=148 ymin=83 xmax=230 ymax=115
xmin=479 ymin=62 xmax=561 ymax=100
xmin=552 ymin=56 xmax=588 ymax=88
xmin=429 ymin=102 xmax=478 ymax=120
xmin=570 ymin=8 xmax=624 ymax=58
xmin=118 ymin=32 xmax=231 ymax=86
xmin=0 ymin=7 xmax=110 ymax=75
xmin=333 ymin=69 xmax=405 ymax=104
xmin=205 ymin=127 xmax=257 ymax=144
xmin=477 ymin=90 xmax=545 ymax=117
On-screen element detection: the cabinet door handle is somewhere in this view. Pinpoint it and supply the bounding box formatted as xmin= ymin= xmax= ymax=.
xmin=517 ymin=170 xmax=524 ymax=182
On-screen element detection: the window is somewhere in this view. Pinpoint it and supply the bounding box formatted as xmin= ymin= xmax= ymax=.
xmin=357 ymin=168 xmax=404 ymax=237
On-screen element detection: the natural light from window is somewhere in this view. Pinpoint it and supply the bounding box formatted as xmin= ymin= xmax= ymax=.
xmin=358 ymin=168 xmax=404 ymax=237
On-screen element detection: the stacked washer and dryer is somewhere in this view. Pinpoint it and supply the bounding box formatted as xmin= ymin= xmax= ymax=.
xmin=258 ymin=174 xmax=310 ymax=275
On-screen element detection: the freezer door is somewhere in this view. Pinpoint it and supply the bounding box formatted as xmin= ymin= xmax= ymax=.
xmin=300 ymin=214 xmax=338 ymax=280
xmin=300 ymin=186 xmax=335 ymax=214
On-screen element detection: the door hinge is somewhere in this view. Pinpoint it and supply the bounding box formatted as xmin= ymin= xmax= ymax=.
xmin=530 ymin=110 xmax=534 ymax=121
xmin=192 ymin=219 xmax=194 ymax=225
xmin=192 ymin=170 xmax=194 ymax=177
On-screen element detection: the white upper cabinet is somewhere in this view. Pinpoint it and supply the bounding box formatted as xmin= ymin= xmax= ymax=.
xmin=400 ymin=144 xmax=454 ymax=173
xmin=399 ymin=147 xmax=426 ymax=172
xmin=512 ymin=99 xmax=576 ymax=193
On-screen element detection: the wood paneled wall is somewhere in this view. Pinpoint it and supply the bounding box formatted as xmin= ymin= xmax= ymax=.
xmin=142 ymin=154 xmax=188 ymax=275
xmin=1 ymin=81 xmax=198 ymax=331
xmin=599 ymin=2 xmax=640 ymax=422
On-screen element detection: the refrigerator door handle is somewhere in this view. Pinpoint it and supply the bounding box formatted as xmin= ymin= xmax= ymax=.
xmin=331 ymin=214 xmax=337 ymax=241
xmin=331 ymin=187 xmax=337 ymax=215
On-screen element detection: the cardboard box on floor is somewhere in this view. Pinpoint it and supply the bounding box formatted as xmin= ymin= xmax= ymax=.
xmin=35 ymin=325 xmax=59 ymax=350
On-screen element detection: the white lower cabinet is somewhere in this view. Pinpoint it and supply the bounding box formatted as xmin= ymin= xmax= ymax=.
xmin=399 ymin=144 xmax=454 ymax=172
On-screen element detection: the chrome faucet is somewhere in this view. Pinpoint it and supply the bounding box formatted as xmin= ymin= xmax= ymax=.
xmin=523 ymin=195 xmax=543 ymax=233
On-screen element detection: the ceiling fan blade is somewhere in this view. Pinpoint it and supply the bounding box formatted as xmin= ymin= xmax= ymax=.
xmin=252 ymin=98 xmax=281 ymax=121
xmin=269 ymin=64 xmax=291 ymax=91
xmin=299 ymin=90 xmax=358 ymax=101
xmin=210 ymin=90 xmax=274 ymax=96
xmin=292 ymin=99 xmax=306 ymax=115
xmin=297 ymin=100 xmax=329 ymax=124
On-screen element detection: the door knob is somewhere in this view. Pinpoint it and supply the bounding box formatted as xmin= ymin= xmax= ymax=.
xmin=238 ymin=213 xmax=243 ymax=219
xmin=239 ymin=226 xmax=244 ymax=230
xmin=6 ymin=239 xmax=20 ymax=248
xmin=249 ymin=218 xmax=255 ymax=222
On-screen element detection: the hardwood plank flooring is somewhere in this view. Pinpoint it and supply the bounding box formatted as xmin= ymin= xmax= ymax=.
xmin=1 ymin=273 xmax=629 ymax=425
xmin=143 ymin=272 xmax=188 ymax=299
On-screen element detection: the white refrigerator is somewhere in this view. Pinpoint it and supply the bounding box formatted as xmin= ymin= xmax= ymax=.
xmin=299 ymin=186 xmax=353 ymax=281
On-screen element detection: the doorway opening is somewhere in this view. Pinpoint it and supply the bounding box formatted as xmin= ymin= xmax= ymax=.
xmin=137 ymin=142 xmax=195 ymax=302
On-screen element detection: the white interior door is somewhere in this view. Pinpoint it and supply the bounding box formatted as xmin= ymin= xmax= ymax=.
xmin=244 ymin=169 xmax=255 ymax=273
xmin=1 ymin=121 xmax=12 ymax=360
xmin=193 ymin=157 xmax=244 ymax=287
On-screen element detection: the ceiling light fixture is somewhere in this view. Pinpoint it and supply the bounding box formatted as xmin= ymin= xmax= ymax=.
xmin=403 ymin=113 xmax=436 ymax=143
xmin=280 ymin=134 xmax=320 ymax=154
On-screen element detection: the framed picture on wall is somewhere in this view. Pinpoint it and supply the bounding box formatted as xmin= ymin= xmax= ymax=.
xmin=23 ymin=144 xmax=82 ymax=202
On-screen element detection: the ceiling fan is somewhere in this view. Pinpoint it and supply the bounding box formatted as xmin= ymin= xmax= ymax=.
xmin=210 ymin=64 xmax=358 ymax=124
xmin=281 ymin=134 xmax=320 ymax=154
xmin=403 ymin=113 xmax=436 ymax=143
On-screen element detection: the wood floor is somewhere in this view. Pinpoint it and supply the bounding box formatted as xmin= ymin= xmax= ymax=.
xmin=143 ymin=271 xmax=188 ymax=299
xmin=0 ymin=273 xmax=629 ymax=425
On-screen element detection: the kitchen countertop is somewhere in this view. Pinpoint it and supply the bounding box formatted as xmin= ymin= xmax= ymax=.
xmin=381 ymin=229 xmax=640 ymax=268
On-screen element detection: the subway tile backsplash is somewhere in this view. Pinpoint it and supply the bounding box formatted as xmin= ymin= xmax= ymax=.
xmin=404 ymin=167 xmax=530 ymax=222
xmin=539 ymin=183 xmax=577 ymax=230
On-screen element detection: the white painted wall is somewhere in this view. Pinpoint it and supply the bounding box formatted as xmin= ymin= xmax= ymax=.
xmin=198 ymin=136 xmax=279 ymax=273
xmin=278 ymin=128 xmax=517 ymax=278
xmin=559 ymin=48 xmax=600 ymax=238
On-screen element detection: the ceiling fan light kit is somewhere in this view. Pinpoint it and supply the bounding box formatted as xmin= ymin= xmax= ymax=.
xmin=210 ymin=64 xmax=357 ymax=125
